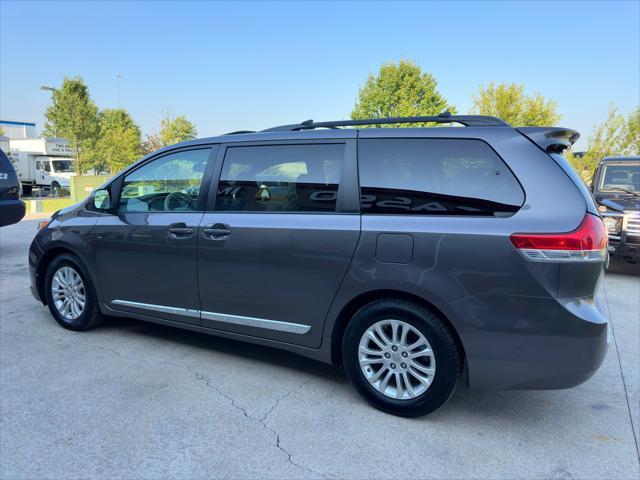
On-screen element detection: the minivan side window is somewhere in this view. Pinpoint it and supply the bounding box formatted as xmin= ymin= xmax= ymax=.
xmin=215 ymin=144 xmax=344 ymax=212
xmin=358 ymin=139 xmax=524 ymax=216
xmin=118 ymin=148 xmax=211 ymax=213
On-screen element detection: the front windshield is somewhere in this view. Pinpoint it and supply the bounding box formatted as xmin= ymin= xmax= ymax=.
xmin=51 ymin=160 xmax=74 ymax=173
xmin=597 ymin=164 xmax=640 ymax=193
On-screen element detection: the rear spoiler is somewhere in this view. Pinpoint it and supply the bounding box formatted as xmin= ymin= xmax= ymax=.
xmin=516 ymin=127 xmax=580 ymax=154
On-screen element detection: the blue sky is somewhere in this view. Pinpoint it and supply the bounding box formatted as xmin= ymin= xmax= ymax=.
xmin=1 ymin=0 xmax=638 ymax=149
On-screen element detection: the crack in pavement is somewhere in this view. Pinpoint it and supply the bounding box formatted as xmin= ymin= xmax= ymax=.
xmin=3 ymin=329 xmax=333 ymax=478
xmin=191 ymin=369 xmax=330 ymax=479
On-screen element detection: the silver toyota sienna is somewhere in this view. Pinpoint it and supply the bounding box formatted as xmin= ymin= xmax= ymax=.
xmin=29 ymin=114 xmax=609 ymax=416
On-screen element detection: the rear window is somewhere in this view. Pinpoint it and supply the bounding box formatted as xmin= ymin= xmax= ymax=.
xmin=358 ymin=139 xmax=524 ymax=216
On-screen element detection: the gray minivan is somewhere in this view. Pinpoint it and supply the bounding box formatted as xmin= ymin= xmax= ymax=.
xmin=29 ymin=114 xmax=609 ymax=416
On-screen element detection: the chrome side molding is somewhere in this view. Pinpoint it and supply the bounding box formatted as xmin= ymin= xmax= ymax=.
xmin=110 ymin=300 xmax=311 ymax=335
xmin=200 ymin=310 xmax=310 ymax=334
xmin=111 ymin=300 xmax=200 ymax=318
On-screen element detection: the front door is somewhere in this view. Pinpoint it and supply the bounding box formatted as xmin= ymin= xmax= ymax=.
xmin=35 ymin=159 xmax=50 ymax=185
xmin=198 ymin=140 xmax=360 ymax=348
xmin=95 ymin=147 xmax=216 ymax=325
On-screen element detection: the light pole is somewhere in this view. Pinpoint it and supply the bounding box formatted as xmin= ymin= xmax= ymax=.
xmin=40 ymin=85 xmax=57 ymax=137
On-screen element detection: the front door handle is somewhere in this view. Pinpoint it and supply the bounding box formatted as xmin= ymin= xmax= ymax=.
xmin=168 ymin=222 xmax=194 ymax=237
xmin=202 ymin=223 xmax=231 ymax=238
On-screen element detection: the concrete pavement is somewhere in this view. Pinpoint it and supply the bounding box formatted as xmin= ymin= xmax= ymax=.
xmin=1 ymin=219 xmax=639 ymax=479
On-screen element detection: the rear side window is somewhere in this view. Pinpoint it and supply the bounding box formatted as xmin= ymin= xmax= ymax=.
xmin=358 ymin=139 xmax=524 ymax=216
xmin=215 ymin=144 xmax=343 ymax=212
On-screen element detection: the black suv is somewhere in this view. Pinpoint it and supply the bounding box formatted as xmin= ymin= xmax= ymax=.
xmin=592 ymin=156 xmax=640 ymax=264
xmin=0 ymin=149 xmax=25 ymax=227
xmin=29 ymin=115 xmax=609 ymax=416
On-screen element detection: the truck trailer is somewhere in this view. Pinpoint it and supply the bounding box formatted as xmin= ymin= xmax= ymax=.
xmin=8 ymin=138 xmax=76 ymax=196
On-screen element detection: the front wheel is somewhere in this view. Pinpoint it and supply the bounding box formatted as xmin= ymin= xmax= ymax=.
xmin=342 ymin=299 xmax=462 ymax=417
xmin=50 ymin=181 xmax=61 ymax=197
xmin=44 ymin=254 xmax=102 ymax=331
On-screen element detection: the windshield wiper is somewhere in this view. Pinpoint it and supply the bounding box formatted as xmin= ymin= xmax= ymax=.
xmin=608 ymin=187 xmax=640 ymax=198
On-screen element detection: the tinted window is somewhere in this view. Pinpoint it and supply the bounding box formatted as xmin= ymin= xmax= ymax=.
xmin=359 ymin=139 xmax=524 ymax=216
xmin=216 ymin=144 xmax=343 ymax=212
xmin=119 ymin=148 xmax=210 ymax=213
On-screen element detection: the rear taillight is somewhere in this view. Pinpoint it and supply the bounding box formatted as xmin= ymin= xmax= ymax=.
xmin=510 ymin=214 xmax=607 ymax=262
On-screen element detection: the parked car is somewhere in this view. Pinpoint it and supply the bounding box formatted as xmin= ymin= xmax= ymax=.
xmin=591 ymin=156 xmax=640 ymax=265
xmin=29 ymin=114 xmax=609 ymax=417
xmin=0 ymin=149 xmax=25 ymax=227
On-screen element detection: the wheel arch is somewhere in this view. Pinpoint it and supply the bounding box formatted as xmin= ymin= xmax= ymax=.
xmin=36 ymin=246 xmax=81 ymax=305
xmin=330 ymin=289 xmax=467 ymax=373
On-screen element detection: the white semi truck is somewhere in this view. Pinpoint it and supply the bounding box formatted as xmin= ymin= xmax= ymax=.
xmin=8 ymin=138 xmax=76 ymax=195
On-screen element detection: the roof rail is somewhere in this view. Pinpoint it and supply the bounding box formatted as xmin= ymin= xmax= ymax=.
xmin=224 ymin=130 xmax=256 ymax=135
xmin=262 ymin=113 xmax=509 ymax=132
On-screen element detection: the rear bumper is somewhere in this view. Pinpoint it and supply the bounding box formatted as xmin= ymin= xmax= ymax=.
xmin=608 ymin=238 xmax=640 ymax=263
xmin=452 ymin=293 xmax=609 ymax=390
xmin=0 ymin=199 xmax=25 ymax=227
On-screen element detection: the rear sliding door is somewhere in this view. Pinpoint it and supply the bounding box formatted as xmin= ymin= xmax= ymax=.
xmin=197 ymin=139 xmax=360 ymax=348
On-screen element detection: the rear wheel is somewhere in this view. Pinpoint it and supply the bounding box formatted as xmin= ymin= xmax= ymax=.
xmin=342 ymin=299 xmax=462 ymax=417
xmin=45 ymin=254 xmax=102 ymax=331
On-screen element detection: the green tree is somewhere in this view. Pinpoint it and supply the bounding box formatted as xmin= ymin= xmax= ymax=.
xmin=87 ymin=109 xmax=142 ymax=174
xmin=0 ymin=126 xmax=4 ymax=136
xmin=42 ymin=76 xmax=100 ymax=173
xmin=568 ymin=104 xmax=640 ymax=181
xmin=160 ymin=115 xmax=198 ymax=145
xmin=351 ymin=60 xmax=455 ymax=127
xmin=622 ymin=106 xmax=639 ymax=155
xmin=143 ymin=114 xmax=198 ymax=154
xmin=471 ymin=82 xmax=561 ymax=126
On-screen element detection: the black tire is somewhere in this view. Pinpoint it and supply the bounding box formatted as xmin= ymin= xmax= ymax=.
xmin=342 ymin=299 xmax=462 ymax=417
xmin=50 ymin=181 xmax=61 ymax=197
xmin=22 ymin=184 xmax=32 ymax=196
xmin=44 ymin=253 xmax=103 ymax=331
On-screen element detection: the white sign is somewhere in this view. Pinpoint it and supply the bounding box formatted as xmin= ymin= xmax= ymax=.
xmin=46 ymin=141 xmax=73 ymax=155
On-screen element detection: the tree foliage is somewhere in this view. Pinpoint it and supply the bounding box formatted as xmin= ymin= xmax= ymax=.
xmin=143 ymin=115 xmax=198 ymax=153
xmin=623 ymin=106 xmax=639 ymax=154
xmin=0 ymin=126 xmax=4 ymax=136
xmin=42 ymin=76 xmax=100 ymax=172
xmin=471 ymin=82 xmax=561 ymax=126
xmin=160 ymin=115 xmax=198 ymax=145
xmin=86 ymin=109 xmax=142 ymax=174
xmin=351 ymin=60 xmax=455 ymax=127
xmin=568 ymin=104 xmax=640 ymax=180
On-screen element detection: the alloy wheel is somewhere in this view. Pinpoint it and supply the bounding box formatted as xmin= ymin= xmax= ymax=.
xmin=358 ymin=319 xmax=436 ymax=400
xmin=51 ymin=266 xmax=86 ymax=321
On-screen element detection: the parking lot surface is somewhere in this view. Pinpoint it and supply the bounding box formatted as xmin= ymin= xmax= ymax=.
xmin=1 ymin=220 xmax=639 ymax=479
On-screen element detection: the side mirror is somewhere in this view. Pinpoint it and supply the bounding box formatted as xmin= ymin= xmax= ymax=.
xmin=93 ymin=189 xmax=111 ymax=210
